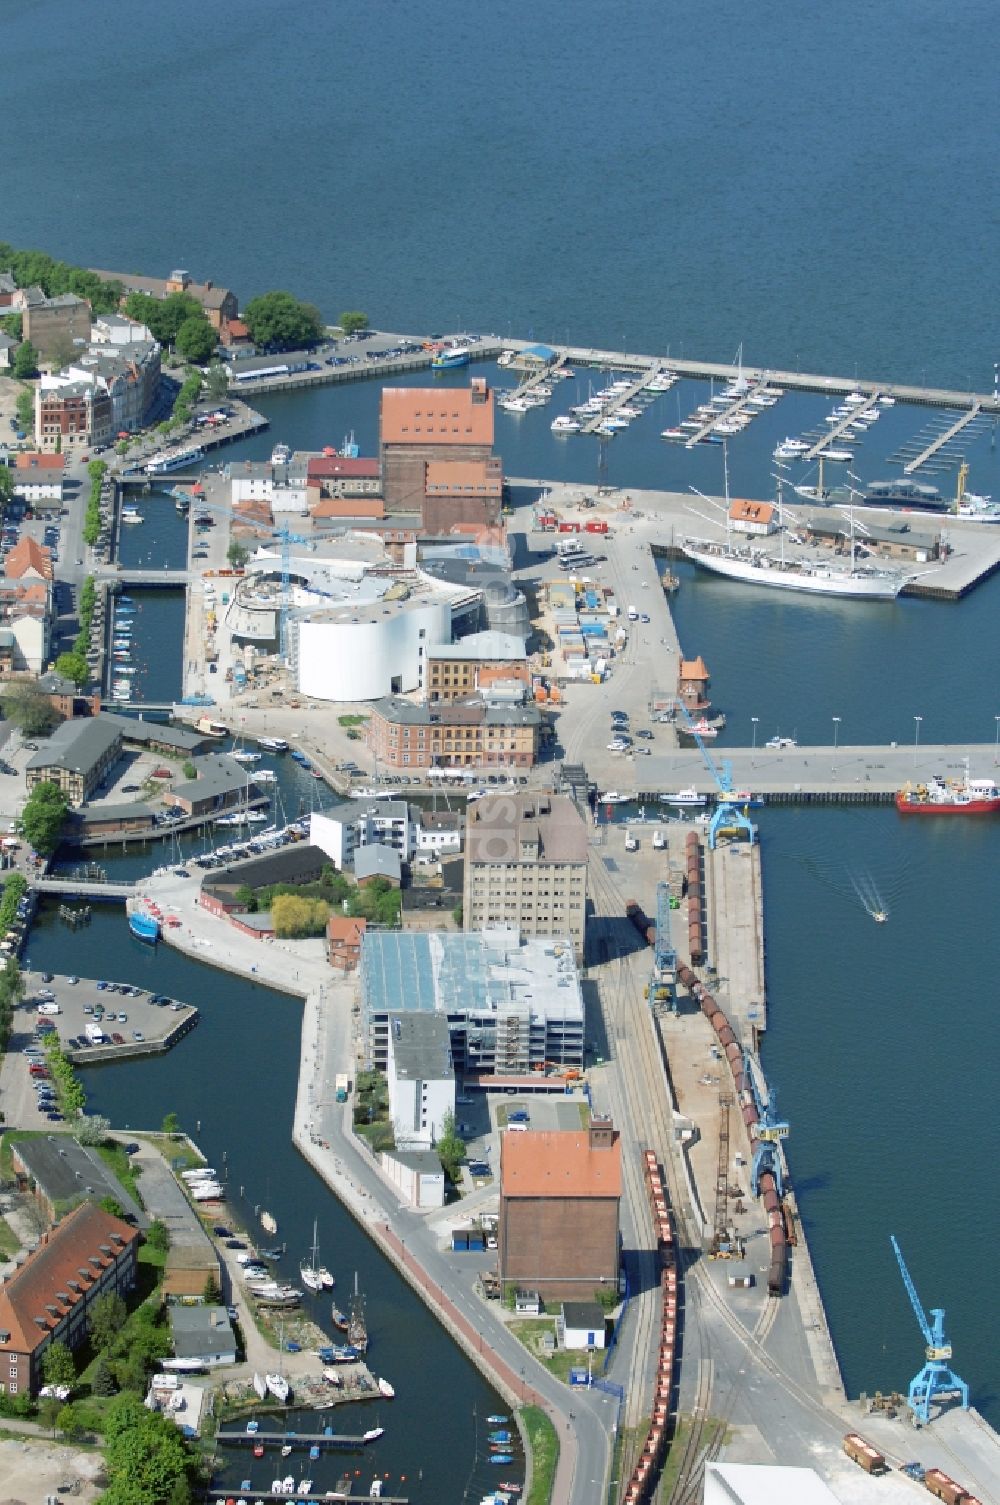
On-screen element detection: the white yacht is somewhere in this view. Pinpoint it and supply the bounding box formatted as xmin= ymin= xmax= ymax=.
xmin=551 ymin=415 xmax=581 ymax=433
xmin=661 ymin=788 xmax=707 ymax=806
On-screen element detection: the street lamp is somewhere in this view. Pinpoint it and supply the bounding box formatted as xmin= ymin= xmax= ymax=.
xmin=751 ymin=717 xmax=759 ymax=765
xmin=913 ymin=715 xmax=923 ymax=767
xmin=832 ymin=716 xmax=841 ymax=772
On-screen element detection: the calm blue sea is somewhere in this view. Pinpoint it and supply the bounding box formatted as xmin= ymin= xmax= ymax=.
xmin=5 ymin=0 xmax=1000 ymax=1435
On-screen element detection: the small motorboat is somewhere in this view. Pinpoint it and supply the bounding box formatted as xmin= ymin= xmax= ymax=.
xmin=873 ymin=910 xmax=888 ymax=924
xmin=377 ymin=1377 xmax=395 ymax=1399
xmin=316 ymin=1266 xmax=335 ymax=1288
xmin=486 ymin=1414 xmax=509 ymax=1425
xmin=280 ymin=1444 xmax=292 ymax=1457
xmin=363 ymin=1427 xmax=384 ymax=1443
xmin=253 ymin=1443 xmax=265 ymax=1458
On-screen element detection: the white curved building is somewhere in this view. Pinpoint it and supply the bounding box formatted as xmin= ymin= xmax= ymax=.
xmin=295 ymin=595 xmax=453 ymax=702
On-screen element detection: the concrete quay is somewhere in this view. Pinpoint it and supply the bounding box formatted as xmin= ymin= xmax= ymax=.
xmin=498 ymin=336 xmax=1000 ymax=413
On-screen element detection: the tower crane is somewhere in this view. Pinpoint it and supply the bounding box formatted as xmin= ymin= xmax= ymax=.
xmin=890 ymin=1235 xmax=969 ymax=1424
xmin=671 ymin=698 xmax=755 ymax=850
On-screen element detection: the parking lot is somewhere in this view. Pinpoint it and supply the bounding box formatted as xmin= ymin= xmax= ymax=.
xmin=452 ymin=1088 xmax=591 ymax=1184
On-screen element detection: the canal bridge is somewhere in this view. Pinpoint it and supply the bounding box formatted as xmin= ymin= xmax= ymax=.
xmin=30 ymin=877 xmax=137 ymax=899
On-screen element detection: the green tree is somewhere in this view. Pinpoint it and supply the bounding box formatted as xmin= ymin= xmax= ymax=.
xmin=88 ymin=1291 xmax=128 ymax=1352
xmin=339 ymin=311 xmax=369 ymax=335
xmin=227 ymin=538 xmax=248 ymax=569
xmin=75 ymin=1113 xmax=110 ymax=1146
xmin=91 ymin=1354 xmax=116 ymax=1397
xmin=161 ymin=1111 xmax=181 ymax=1135
xmin=436 ymin=1109 xmax=466 ymax=1182
xmin=202 ymin=1273 xmax=221 ymax=1305
xmin=41 ymin=1340 xmax=75 ymax=1389
xmin=452 ymin=902 xmax=464 ymax=927
xmin=0 ymin=468 xmax=13 ymax=515
xmin=123 ymin=290 xmax=203 ymax=347
xmin=271 ymin=892 xmax=330 ymax=937
xmin=242 ymin=290 xmax=323 ymax=350
xmin=54 ymin=650 xmax=90 ymax=689
xmin=38 ymin=1394 xmax=62 ymax=1434
xmin=174 ymin=316 xmax=217 ymax=364
xmin=99 ymin=1195 xmax=126 ymax=1219
xmin=145 ymin=1220 xmax=170 ymax=1253
xmin=56 ymin=1400 xmax=84 ymax=1439
xmin=181 ymin=760 xmax=197 ymax=780
xmin=205 ymin=361 xmax=230 ymax=398
xmin=13 ymin=340 xmax=38 ymax=378
xmin=2 ymin=680 xmax=62 ymax=736
xmin=19 ymin=780 xmax=69 ymax=855
xmin=0 ymin=312 xmax=22 ymax=340
xmin=15 ymin=386 xmax=34 ymax=433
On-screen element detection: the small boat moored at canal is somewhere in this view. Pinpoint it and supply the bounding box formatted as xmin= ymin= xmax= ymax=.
xmin=259 ymin=737 xmax=289 ymax=752
xmin=128 ymin=910 xmax=160 ymax=944
xmin=432 ymin=345 xmax=470 ymax=369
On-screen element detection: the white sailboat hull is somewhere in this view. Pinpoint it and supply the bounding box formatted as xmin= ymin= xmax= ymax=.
xmin=682 ymin=543 xmax=903 ymax=600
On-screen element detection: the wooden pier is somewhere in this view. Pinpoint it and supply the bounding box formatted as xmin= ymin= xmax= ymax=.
xmin=580 ymin=364 xmax=659 ymax=434
xmin=206 ymin=1493 xmax=408 ymax=1504
xmin=903 ymin=402 xmax=982 ymax=472
xmin=683 ymin=377 xmax=769 ymax=448
xmin=802 ymin=391 xmax=883 ymax=461
xmin=217 ymin=1428 xmax=374 ymax=1449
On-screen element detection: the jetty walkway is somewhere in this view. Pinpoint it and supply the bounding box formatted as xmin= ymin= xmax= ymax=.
xmin=905 ymin=403 xmax=983 ymax=472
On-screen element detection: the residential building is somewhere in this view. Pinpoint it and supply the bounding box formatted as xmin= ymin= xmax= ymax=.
xmin=360 ymin=926 xmax=584 ymax=1078
xmin=5 ymin=535 xmax=53 ymax=582
xmin=59 ymin=342 xmax=161 ymax=436
xmin=728 ymin=499 xmax=777 ymax=535
xmin=464 ymin=792 xmax=588 ymax=958
xmin=422 ymin=456 xmax=503 ymax=533
xmin=0 ymin=273 xmax=16 ymax=308
xmin=386 ymin=1012 xmax=455 ymax=1148
xmin=22 ymin=293 xmax=92 ymax=359
xmin=167 ymin=1306 xmax=237 ymax=1369
xmin=10 ymin=1138 xmax=143 ymax=1225
xmin=498 ymin=1119 xmax=621 ymax=1300
xmin=230 ymin=458 xmax=309 ymax=513
xmin=379 ymin=1150 xmax=445 ymax=1209
xmin=306 ymin=455 xmax=382 ymax=497
xmin=0 ymin=583 xmax=51 ymax=674
xmin=0 ymin=332 xmax=15 ymax=371
xmin=380 ymin=380 xmax=495 ymax=513
xmin=310 ymin=801 xmax=413 ymax=871
xmin=25 ymin=717 xmax=123 ymax=806
xmin=34 ymin=379 xmax=112 ymax=453
xmin=366 ymin=697 xmax=541 ymax=769
xmin=91 ymin=313 xmax=155 ymax=346
xmin=413 ymin=808 xmax=463 ymax=856
xmin=0 ymin=1201 xmax=140 ymax=1396
xmin=90 ymin=267 xmax=238 ymax=330
xmin=12 ymin=452 xmax=64 ymax=506
xmin=327 ymin=915 xmax=367 ymax=970
xmin=426 ymin=631 xmax=529 ymax=703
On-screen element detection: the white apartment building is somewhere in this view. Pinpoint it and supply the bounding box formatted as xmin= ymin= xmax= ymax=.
xmin=386 ymin=1013 xmax=455 ymax=1149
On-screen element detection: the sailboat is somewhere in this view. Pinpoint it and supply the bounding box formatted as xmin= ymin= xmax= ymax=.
xmin=300 ymin=1221 xmax=324 ymax=1292
xmin=347 ymin=1272 xmax=368 ymax=1354
xmin=681 ymin=448 xmax=905 ymax=601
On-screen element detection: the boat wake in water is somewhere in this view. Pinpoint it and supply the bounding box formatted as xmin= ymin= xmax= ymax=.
xmin=850 ymin=869 xmax=889 ymax=923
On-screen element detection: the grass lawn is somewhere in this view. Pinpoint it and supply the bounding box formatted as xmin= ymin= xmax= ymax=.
xmin=577 ymin=1101 xmax=591 ymax=1128
xmin=337 ymin=714 xmax=368 ymax=727
xmin=95 ymin=1143 xmax=144 ymax=1207
xmin=0 ymin=1215 xmax=20 ymax=1258
xmin=507 ymin=1318 xmax=584 ymax=1384
xmin=521 ymin=1404 xmax=559 ymax=1505
xmin=144 ymin=1134 xmax=203 ymax=1171
xmin=0 ymin=1128 xmax=35 ymax=1181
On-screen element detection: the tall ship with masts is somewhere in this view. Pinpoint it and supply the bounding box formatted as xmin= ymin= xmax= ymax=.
xmin=681 ymin=451 xmax=907 ymax=601
xmin=347 ymin=1272 xmax=368 ymax=1354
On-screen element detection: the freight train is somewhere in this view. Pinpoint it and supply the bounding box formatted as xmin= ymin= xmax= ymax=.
xmin=622 ymin=1151 xmax=678 ymax=1505
xmin=627 ymin=832 xmax=788 ymax=1298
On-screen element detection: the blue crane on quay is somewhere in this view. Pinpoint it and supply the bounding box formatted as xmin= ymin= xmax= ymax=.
xmin=890 ymin=1234 xmax=969 ymax=1424
xmin=743 ymin=1060 xmax=790 ymax=1199
xmin=672 ymin=700 xmax=755 ymax=850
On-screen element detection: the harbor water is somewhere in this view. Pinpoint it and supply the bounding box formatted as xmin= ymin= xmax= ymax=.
xmin=5 ymin=0 xmax=1000 ymax=1450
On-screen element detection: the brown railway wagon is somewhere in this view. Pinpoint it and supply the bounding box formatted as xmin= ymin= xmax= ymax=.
xmin=842 ymin=1433 xmax=887 ymax=1475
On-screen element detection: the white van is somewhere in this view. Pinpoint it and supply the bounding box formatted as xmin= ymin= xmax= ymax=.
xmin=625 ymin=831 xmax=638 ymax=852
xmin=652 ymin=829 xmax=666 ymax=850
xmin=627 ymin=604 xmax=639 ymax=621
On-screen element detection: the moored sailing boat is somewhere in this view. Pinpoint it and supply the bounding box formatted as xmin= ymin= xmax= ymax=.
xmin=347 ymin=1272 xmax=368 ymax=1354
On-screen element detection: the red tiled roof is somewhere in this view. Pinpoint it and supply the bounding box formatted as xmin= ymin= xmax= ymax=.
xmin=424 ymin=458 xmax=502 ymax=494
xmin=381 ymin=384 xmax=494 ymax=447
xmin=307 ymin=457 xmax=380 ymax=480
xmin=729 ymin=499 xmax=775 ymax=522
xmin=5 ymin=536 xmax=53 ymax=581
xmin=327 ymin=916 xmax=366 ymax=944
xmin=501 ymin=1129 xmax=621 ymax=1200
xmin=0 ymin=1202 xmax=139 ymax=1356
xmin=15 ymin=452 xmax=64 ymax=472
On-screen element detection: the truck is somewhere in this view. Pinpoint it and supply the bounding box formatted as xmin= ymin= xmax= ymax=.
xmin=334 ymin=1073 xmax=350 ymax=1103
xmin=196 ymin=717 xmax=227 ymax=737
xmin=627 ymin=604 xmax=639 ymax=621
xmin=842 ymin=1434 xmax=887 ymax=1476
xmin=85 ymin=1022 xmax=105 ymax=1045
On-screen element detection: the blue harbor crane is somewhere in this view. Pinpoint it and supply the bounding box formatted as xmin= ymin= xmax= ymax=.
xmin=671 ymin=700 xmax=755 ymax=850
xmin=890 ymin=1235 xmax=969 ymax=1424
xmin=744 ymin=1060 xmax=790 ymax=1198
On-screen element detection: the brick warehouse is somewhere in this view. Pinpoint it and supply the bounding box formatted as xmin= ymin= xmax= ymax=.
xmin=498 ymin=1118 xmax=621 ymax=1300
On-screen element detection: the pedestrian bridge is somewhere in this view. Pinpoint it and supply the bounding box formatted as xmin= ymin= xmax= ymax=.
xmin=31 ymin=877 xmax=136 ymax=899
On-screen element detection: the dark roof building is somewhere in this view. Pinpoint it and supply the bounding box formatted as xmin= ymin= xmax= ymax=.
xmin=168 ymin=1305 xmax=237 ymax=1367
xmin=11 ymin=1136 xmax=144 ymax=1224
xmin=25 ymin=717 xmax=122 ymax=806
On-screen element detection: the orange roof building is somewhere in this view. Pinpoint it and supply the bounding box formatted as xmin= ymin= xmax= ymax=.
xmin=0 ymin=1201 xmax=140 ymax=1395
xmin=327 ymin=914 xmax=367 ymax=970
xmin=678 ymin=654 xmax=711 ymax=713
xmin=498 ymin=1119 xmax=621 ymax=1299
xmin=380 ymin=380 xmax=497 ymax=520
xmin=4 ymin=535 xmax=53 ymax=581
